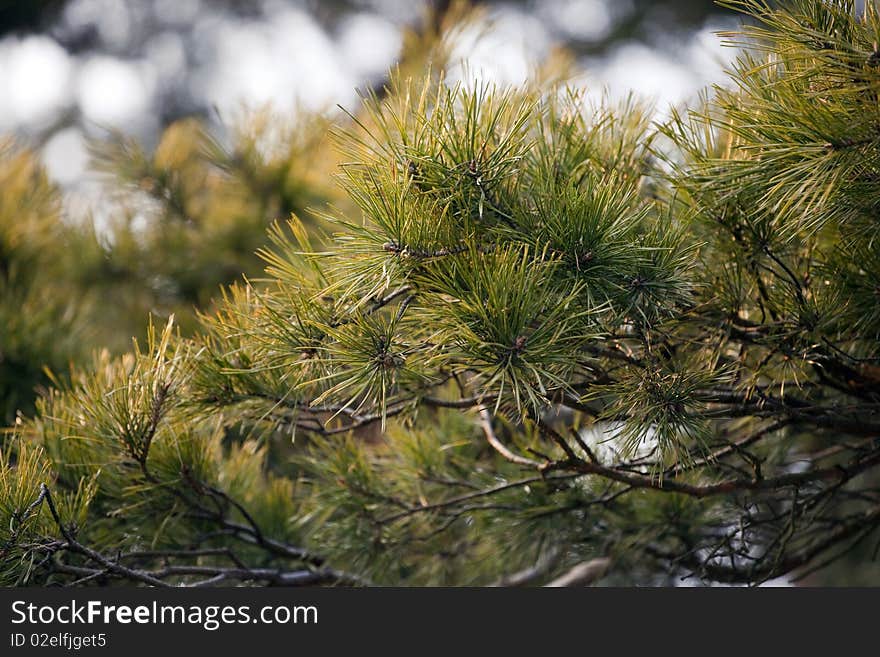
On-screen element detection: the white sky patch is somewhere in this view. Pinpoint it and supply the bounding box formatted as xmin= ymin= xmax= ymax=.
xmin=41 ymin=127 xmax=90 ymax=187
xmin=538 ymin=0 xmax=620 ymax=42
xmin=153 ymin=0 xmax=201 ymax=27
xmin=590 ymin=43 xmax=698 ymax=109
xmin=0 ymin=1 xmax=741 ymax=184
xmin=446 ymin=9 xmax=551 ymax=88
xmin=337 ymin=13 xmax=402 ymax=81
xmin=144 ymin=31 xmax=188 ymax=91
xmin=356 ymin=0 xmax=426 ymax=24
xmin=0 ymin=35 xmax=74 ymax=131
xmin=76 ymin=56 xmax=157 ymax=129
xmin=63 ymin=0 xmax=133 ymax=52
xmin=192 ymin=8 xmax=358 ymax=119
xmin=687 ymin=21 xmax=740 ymax=87
xmin=582 ymin=18 xmax=739 ymax=115
xmin=578 ymin=421 xmax=658 ymax=467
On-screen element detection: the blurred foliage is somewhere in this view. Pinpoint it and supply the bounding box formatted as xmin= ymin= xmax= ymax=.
xmin=87 ymin=110 xmax=338 ymax=341
xmin=0 ymin=110 xmax=339 ymax=425
xmin=0 ymin=140 xmax=91 ymax=424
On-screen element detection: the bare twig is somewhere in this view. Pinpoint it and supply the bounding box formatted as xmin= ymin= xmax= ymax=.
xmin=478 ymin=407 xmax=542 ymax=468
xmin=545 ymin=558 xmax=612 ymax=587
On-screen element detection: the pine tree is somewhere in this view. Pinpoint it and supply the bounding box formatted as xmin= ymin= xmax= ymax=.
xmin=0 ymin=140 xmax=94 ymax=425
xmin=0 ymin=110 xmax=337 ymax=426
xmin=83 ymin=110 xmax=338 ymax=344
xmin=3 ymin=0 xmax=880 ymax=586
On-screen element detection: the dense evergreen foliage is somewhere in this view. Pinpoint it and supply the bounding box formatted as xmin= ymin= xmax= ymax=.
xmin=3 ymin=1 xmax=880 ymax=586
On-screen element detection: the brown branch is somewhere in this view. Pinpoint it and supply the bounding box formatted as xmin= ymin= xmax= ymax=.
xmin=491 ymin=548 xmax=562 ymax=587
xmin=29 ymin=482 xmax=367 ymax=587
xmin=554 ymin=446 xmax=880 ymax=499
xmin=545 ymin=558 xmax=612 ymax=587
xmin=479 ymin=407 xmax=542 ymax=468
xmin=690 ymin=504 xmax=880 ymax=584
xmin=377 ymin=473 xmax=581 ymax=524
xmin=39 ymin=484 xmax=171 ymax=587
xmin=52 ymin=560 xmax=367 ymax=587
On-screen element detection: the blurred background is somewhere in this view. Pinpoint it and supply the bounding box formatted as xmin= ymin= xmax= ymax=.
xmin=0 ymin=0 xmax=738 ymax=188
